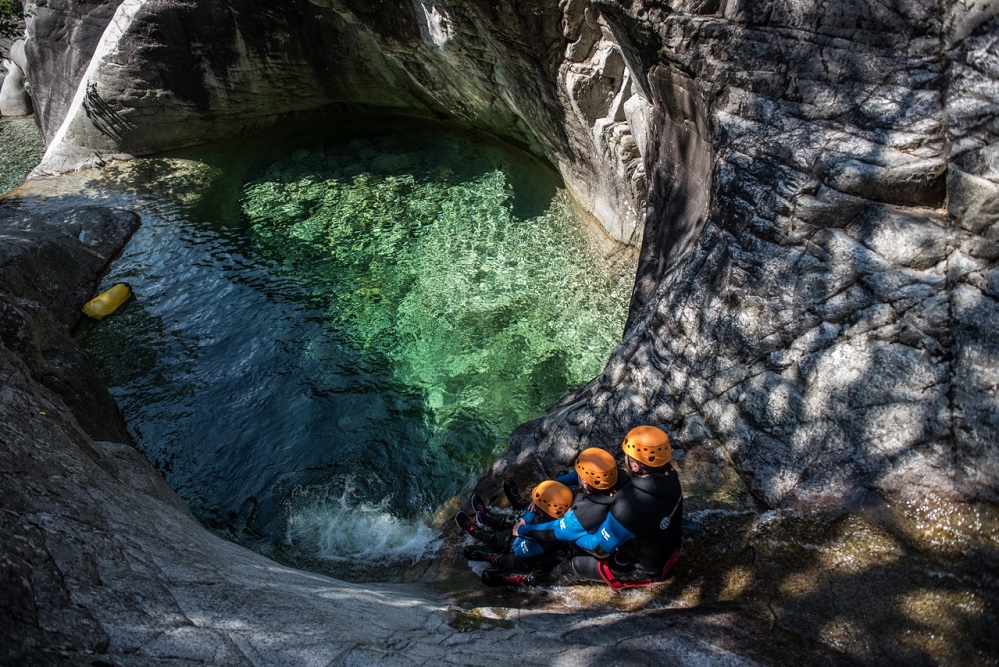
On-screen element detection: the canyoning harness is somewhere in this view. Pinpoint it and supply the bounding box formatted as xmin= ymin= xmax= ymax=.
xmin=596 ymin=548 xmax=680 ymax=593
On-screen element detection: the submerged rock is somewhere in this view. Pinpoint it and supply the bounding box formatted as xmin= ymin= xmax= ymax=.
xmin=0 ymin=115 xmax=45 ymax=193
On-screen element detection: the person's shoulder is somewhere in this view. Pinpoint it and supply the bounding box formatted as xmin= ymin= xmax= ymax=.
xmin=629 ymin=469 xmax=678 ymax=496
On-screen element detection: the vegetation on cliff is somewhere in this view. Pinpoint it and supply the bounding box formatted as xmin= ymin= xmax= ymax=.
xmin=0 ymin=0 xmax=23 ymax=39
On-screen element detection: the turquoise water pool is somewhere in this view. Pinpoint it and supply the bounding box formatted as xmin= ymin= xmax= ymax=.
xmin=76 ymin=117 xmax=636 ymax=578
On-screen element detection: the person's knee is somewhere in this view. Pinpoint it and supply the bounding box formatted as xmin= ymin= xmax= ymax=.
xmin=539 ymin=559 xmax=588 ymax=586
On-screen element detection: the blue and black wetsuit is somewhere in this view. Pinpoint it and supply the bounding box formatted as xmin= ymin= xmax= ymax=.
xmin=497 ymin=507 xmax=566 ymax=572
xmin=520 ymin=465 xmax=683 ymax=584
xmin=521 ymin=470 xmax=623 ymax=545
xmin=473 ymin=507 xmax=567 ymax=573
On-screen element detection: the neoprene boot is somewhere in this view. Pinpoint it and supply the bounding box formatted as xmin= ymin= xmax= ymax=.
xmin=470 ymin=493 xmax=490 ymax=524
xmin=482 ymin=570 xmax=531 ymax=586
xmin=470 ymin=493 xmax=515 ymax=530
xmin=454 ymin=511 xmax=492 ymax=542
xmin=503 ymin=480 xmax=529 ymax=511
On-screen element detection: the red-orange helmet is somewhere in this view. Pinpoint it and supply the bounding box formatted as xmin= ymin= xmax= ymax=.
xmin=574 ymin=448 xmax=618 ymax=490
xmin=531 ymin=480 xmax=573 ymax=518
xmin=621 ymin=425 xmax=671 ymax=467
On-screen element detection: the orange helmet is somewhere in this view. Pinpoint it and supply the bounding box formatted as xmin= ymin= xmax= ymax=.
xmin=531 ymin=480 xmax=573 ymax=518
xmin=574 ymin=448 xmax=618 ymax=490
xmin=621 ymin=425 xmax=671 ymax=467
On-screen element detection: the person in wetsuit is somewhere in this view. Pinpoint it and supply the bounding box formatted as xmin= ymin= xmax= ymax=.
xmin=515 ymin=426 xmax=683 ymax=589
xmin=544 ymin=446 xmax=626 ymax=549
xmin=494 ymin=447 xmax=623 ymax=585
xmin=455 ymin=480 xmax=574 ymax=586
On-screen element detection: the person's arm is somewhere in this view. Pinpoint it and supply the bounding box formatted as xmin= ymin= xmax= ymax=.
xmin=568 ymin=511 xmax=636 ymax=558
xmin=516 ymin=510 xmax=593 ymax=543
xmin=555 ymin=470 xmax=580 ymax=486
xmin=511 ymin=505 xmax=536 ymax=539
xmin=513 ymin=514 xmax=558 ymax=540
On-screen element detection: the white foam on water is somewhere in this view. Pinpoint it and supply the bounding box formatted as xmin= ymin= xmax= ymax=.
xmin=283 ymin=479 xmax=442 ymax=565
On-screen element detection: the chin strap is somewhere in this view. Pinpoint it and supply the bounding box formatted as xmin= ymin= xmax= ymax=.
xmin=596 ymin=549 xmax=680 ymax=593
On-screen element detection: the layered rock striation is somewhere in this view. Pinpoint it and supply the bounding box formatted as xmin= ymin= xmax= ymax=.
xmin=3 ymin=0 xmax=999 ymax=663
xmin=492 ymin=1 xmax=999 ymax=512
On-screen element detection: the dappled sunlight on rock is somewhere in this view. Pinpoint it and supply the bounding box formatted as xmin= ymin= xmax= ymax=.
xmin=901 ymin=492 xmax=999 ymax=556
xmin=898 ymin=588 xmax=993 ymax=660
xmin=647 ymin=504 xmax=999 ymax=664
xmin=720 ymin=566 xmax=755 ymax=602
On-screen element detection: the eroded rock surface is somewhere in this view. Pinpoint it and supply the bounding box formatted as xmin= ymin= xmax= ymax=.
xmin=3 ymin=0 xmax=998 ymax=663
xmin=492 ymin=0 xmax=999 ymax=508
xmin=481 ymin=2 xmax=999 ymax=660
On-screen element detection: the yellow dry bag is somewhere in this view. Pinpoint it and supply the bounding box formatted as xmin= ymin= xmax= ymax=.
xmin=82 ymin=283 xmax=132 ymax=320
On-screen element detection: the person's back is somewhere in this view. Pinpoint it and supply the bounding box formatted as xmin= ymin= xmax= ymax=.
xmin=511 ymin=448 xmax=622 ymax=568
xmin=548 ymin=450 xmax=626 ymax=539
xmin=603 ymin=456 xmax=682 ymax=574
xmin=582 ymin=425 xmax=682 ymax=585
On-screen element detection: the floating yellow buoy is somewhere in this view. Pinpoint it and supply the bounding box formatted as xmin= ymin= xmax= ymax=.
xmin=82 ymin=283 xmax=132 ymax=320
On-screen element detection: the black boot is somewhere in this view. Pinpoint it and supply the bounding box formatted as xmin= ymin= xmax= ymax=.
xmin=471 ymin=493 xmax=515 ymax=530
xmin=481 ymin=569 xmax=531 ymax=587
xmin=470 ymin=493 xmax=490 ymax=524
xmin=503 ymin=480 xmax=529 ymax=511
xmin=538 ymin=561 xmax=574 ymax=586
xmin=454 ymin=511 xmax=492 ymax=542
xmin=454 ymin=510 xmax=477 ymax=535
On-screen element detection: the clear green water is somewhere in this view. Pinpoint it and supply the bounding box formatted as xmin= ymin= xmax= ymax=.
xmin=75 ymin=118 xmax=636 ymax=578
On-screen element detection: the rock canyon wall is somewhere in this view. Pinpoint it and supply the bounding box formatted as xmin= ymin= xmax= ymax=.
xmin=492 ymin=1 xmax=999 ymax=515
xmin=3 ymin=0 xmax=998 ymax=663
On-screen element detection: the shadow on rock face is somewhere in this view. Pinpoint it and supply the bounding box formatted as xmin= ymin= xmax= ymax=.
xmin=440 ymin=476 xmax=998 ymax=665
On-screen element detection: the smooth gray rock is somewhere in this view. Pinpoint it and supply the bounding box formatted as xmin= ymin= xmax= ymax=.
xmin=0 ymin=203 xmax=140 ymax=329
xmin=8 ymin=38 xmax=26 ymax=72
xmin=4 ymin=0 xmax=998 ymax=663
xmin=0 ymin=60 xmax=31 ymax=116
xmin=0 ymin=202 xmax=139 ymax=441
xmin=21 ymin=0 xmax=123 ymax=144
